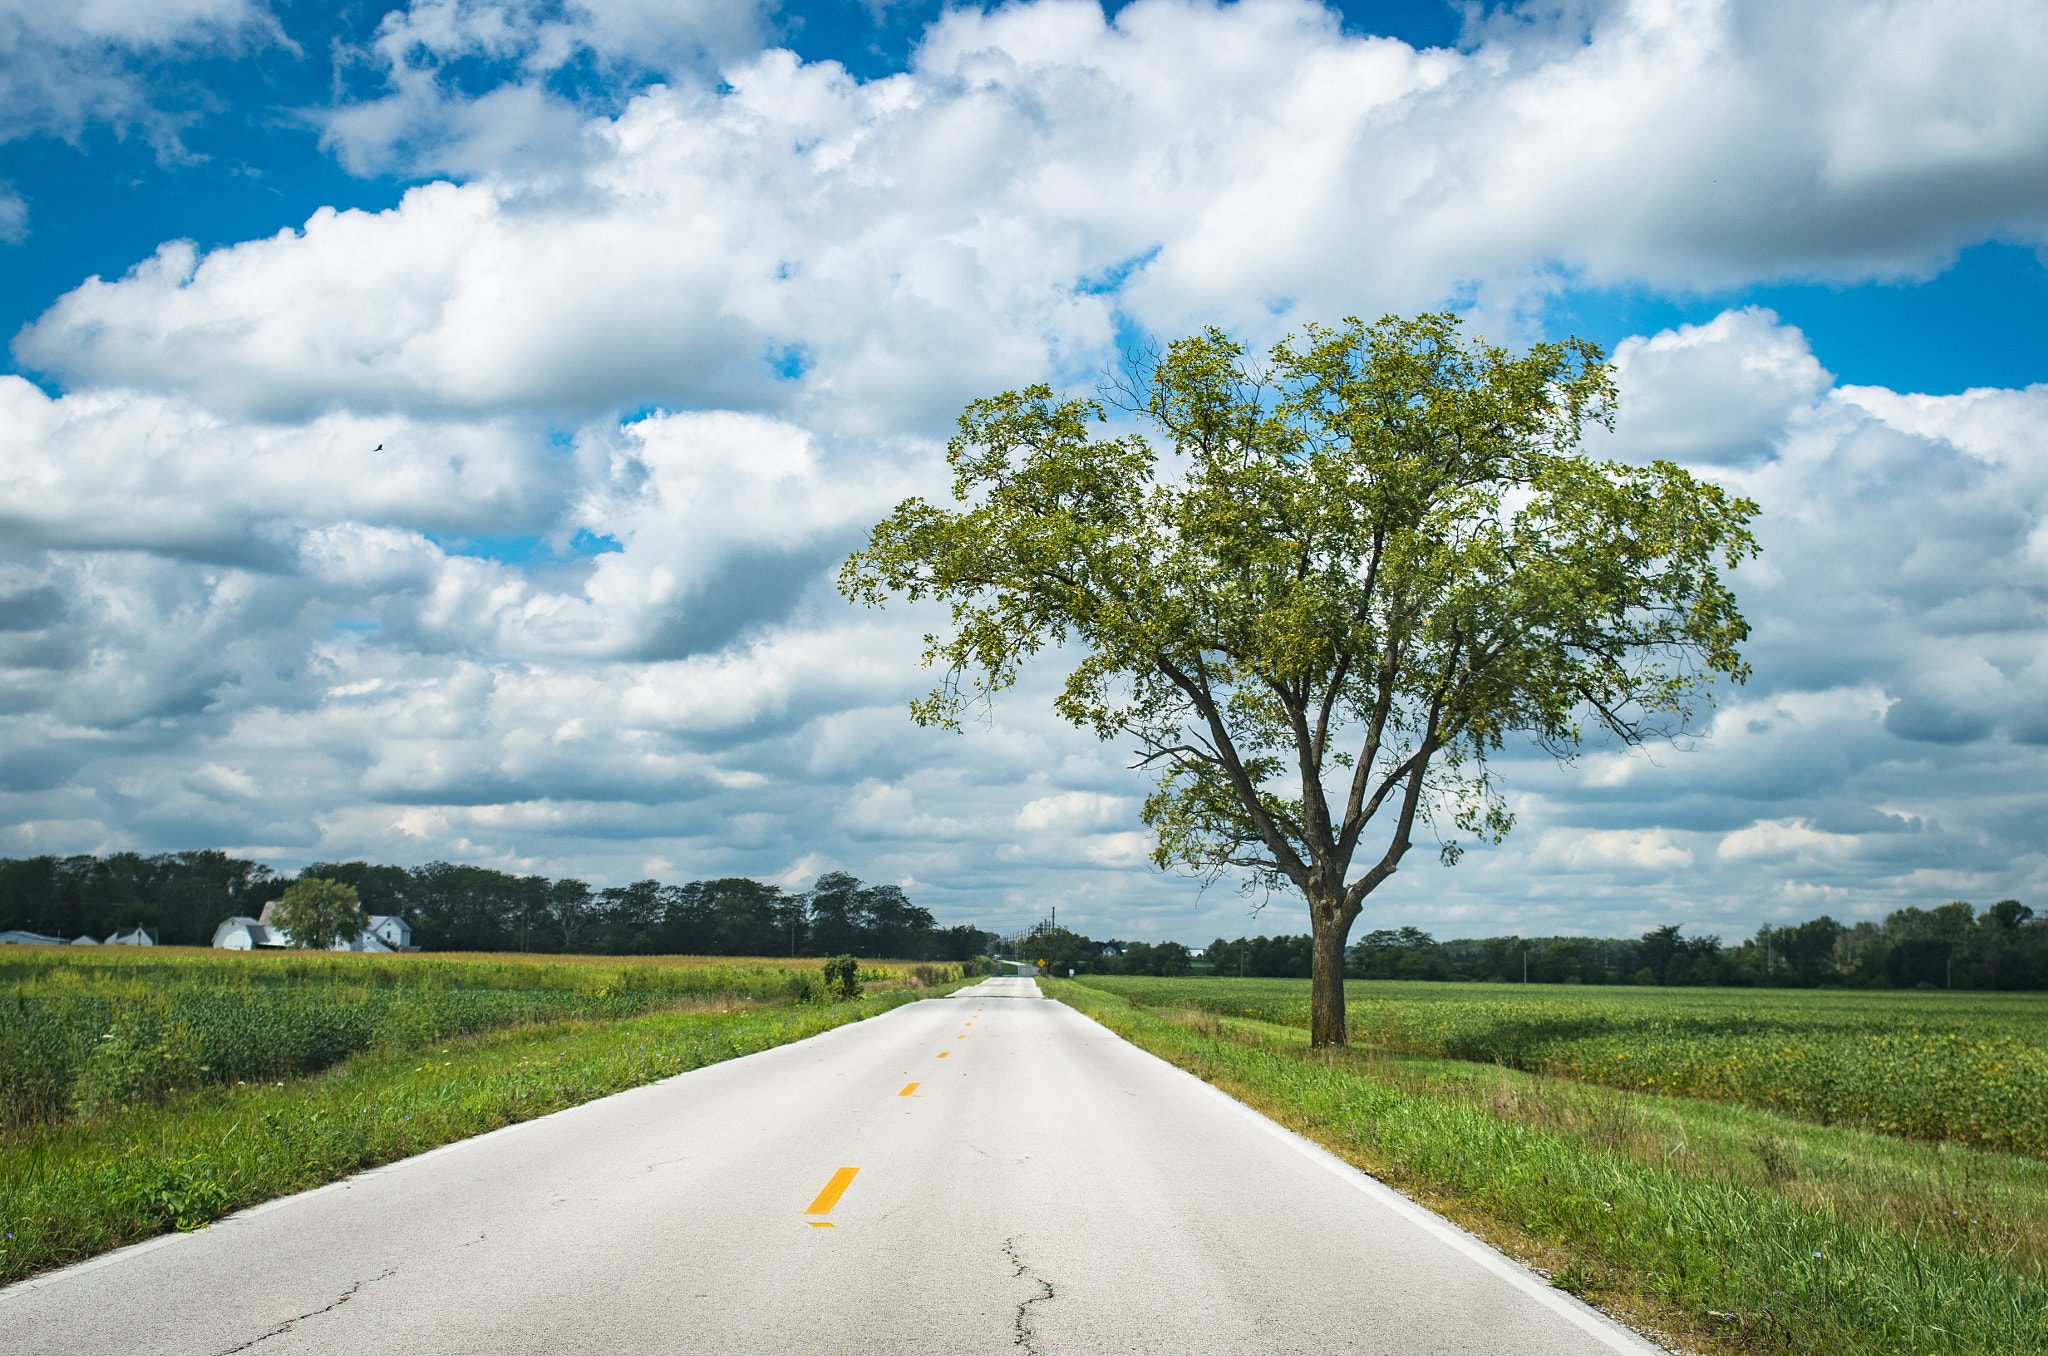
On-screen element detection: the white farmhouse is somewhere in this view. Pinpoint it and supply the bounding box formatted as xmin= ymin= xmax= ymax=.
xmin=105 ymin=926 xmax=157 ymax=946
xmin=360 ymin=915 xmax=413 ymax=951
xmin=214 ymin=908 xmax=414 ymax=952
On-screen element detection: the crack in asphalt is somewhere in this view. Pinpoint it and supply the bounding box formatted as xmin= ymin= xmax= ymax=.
xmin=216 ymin=1269 xmax=396 ymax=1354
xmin=1002 ymin=1238 xmax=1055 ymax=1353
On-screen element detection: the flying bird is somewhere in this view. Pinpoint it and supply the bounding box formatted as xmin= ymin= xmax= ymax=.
xmin=373 ymin=443 xmax=383 ymax=451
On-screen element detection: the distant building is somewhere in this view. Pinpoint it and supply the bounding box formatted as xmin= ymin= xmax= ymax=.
xmin=105 ymin=926 xmax=158 ymax=946
xmin=71 ymin=935 xmax=99 ymax=945
xmin=0 ymin=930 xmax=68 ymax=946
xmin=212 ymin=917 xmax=288 ymax=950
xmin=361 ymin=915 xmax=413 ymax=951
xmin=215 ymin=911 xmax=414 ymax=952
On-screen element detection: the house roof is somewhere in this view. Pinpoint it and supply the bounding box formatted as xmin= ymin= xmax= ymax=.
xmin=214 ymin=917 xmax=286 ymax=946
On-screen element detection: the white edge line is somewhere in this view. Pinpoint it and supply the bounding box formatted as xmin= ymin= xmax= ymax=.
xmin=1052 ymin=996 xmax=1670 ymax=1356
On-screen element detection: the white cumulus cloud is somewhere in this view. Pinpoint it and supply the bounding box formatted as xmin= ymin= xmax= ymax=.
xmin=5 ymin=0 xmax=2048 ymax=942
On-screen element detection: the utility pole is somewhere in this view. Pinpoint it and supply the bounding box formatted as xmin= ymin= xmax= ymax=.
xmin=1240 ymin=935 xmax=1246 ymax=978
xmin=1522 ymin=944 xmax=1528 ymax=984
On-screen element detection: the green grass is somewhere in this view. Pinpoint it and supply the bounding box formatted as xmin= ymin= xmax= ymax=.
xmin=1076 ymin=976 xmax=2048 ymax=1155
xmin=1049 ymin=979 xmax=2048 ymax=1356
xmin=0 ymin=984 xmax=956 ymax=1285
xmin=0 ymin=947 xmax=912 ymax=1129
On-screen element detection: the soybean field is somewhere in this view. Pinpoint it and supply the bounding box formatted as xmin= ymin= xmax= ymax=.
xmin=1076 ymin=976 xmax=2048 ymax=1157
xmin=0 ymin=948 xmax=902 ymax=1131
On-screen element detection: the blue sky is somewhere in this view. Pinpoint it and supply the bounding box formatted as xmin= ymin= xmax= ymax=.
xmin=8 ymin=2 xmax=2043 ymax=400
xmin=2 ymin=0 xmax=2047 ymax=944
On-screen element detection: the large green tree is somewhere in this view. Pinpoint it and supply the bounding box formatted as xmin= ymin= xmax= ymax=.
xmin=271 ymin=877 xmax=367 ymax=951
xmin=843 ymin=314 xmax=1758 ymax=1045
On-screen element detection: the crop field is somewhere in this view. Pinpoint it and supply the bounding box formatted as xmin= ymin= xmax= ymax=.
xmin=0 ymin=946 xmax=966 ymax=1282
xmin=0 ymin=947 xmax=917 ymax=1131
xmin=1076 ymin=976 xmax=2048 ymax=1157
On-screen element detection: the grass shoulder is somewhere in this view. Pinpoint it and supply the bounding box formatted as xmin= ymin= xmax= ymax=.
xmin=1047 ymin=978 xmax=2048 ymax=1356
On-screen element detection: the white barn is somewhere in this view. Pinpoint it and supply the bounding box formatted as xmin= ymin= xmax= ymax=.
xmin=212 ymin=917 xmax=287 ymax=950
xmin=105 ymin=926 xmax=157 ymax=946
xmin=213 ymin=910 xmax=414 ymax=952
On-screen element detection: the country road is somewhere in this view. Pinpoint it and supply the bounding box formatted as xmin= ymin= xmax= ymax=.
xmin=0 ymin=977 xmax=1662 ymax=1354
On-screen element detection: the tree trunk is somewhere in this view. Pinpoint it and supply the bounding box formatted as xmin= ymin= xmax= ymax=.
xmin=1309 ymin=913 xmax=1349 ymax=1048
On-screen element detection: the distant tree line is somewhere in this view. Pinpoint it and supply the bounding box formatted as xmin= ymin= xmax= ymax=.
xmin=0 ymin=853 xmax=994 ymax=960
xmin=0 ymin=852 xmax=284 ymax=947
xmin=1209 ymin=899 xmax=2048 ymax=989
xmin=1011 ymin=925 xmax=1195 ymax=978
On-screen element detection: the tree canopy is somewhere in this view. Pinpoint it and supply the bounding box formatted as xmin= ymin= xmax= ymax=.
xmin=843 ymin=313 xmax=1759 ymax=1045
xmin=271 ymin=877 xmax=366 ymax=951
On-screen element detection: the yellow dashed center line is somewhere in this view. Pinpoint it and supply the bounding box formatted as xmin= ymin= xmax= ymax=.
xmin=805 ymin=1166 xmax=859 ymax=1225
xmin=898 ymin=1082 xmax=920 ymax=1096
xmin=936 ymin=1051 xmax=948 ymax=1058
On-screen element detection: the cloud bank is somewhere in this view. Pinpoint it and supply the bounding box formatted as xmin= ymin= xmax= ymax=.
xmin=3 ymin=0 xmax=2046 ymax=941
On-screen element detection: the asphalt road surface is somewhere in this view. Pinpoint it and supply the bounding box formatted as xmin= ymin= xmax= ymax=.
xmin=0 ymin=977 xmax=1663 ymax=1354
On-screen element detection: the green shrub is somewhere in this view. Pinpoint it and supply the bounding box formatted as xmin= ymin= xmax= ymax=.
xmin=112 ymin=1154 xmax=232 ymax=1233
xmin=821 ymin=955 xmax=860 ymax=1000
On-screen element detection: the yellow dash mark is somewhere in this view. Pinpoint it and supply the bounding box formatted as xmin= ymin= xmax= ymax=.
xmin=805 ymin=1167 xmax=859 ymax=1217
xmin=809 ymin=1222 xmax=835 ymax=1228
xmin=898 ymin=1082 xmax=920 ymax=1097
xmin=936 ymin=1052 xmax=949 ymax=1058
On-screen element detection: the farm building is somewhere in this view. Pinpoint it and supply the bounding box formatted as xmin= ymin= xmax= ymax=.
xmin=212 ymin=917 xmax=287 ymax=949
xmin=213 ymin=911 xmax=414 ymax=952
xmin=362 ymin=914 xmax=413 ymax=950
xmin=0 ymin=929 xmax=68 ymax=946
xmin=1 ymin=929 xmax=149 ymax=946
